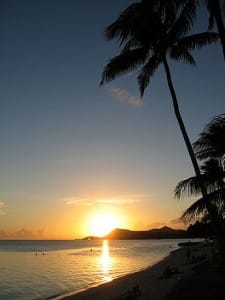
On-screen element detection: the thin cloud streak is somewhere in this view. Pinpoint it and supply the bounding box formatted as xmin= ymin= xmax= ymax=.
xmin=0 ymin=228 xmax=45 ymax=239
xmin=109 ymin=86 xmax=143 ymax=107
xmin=97 ymin=194 xmax=152 ymax=205
xmin=118 ymin=194 xmax=152 ymax=199
xmin=64 ymin=194 xmax=152 ymax=206
xmin=64 ymin=197 xmax=92 ymax=206
xmin=97 ymin=199 xmax=139 ymax=205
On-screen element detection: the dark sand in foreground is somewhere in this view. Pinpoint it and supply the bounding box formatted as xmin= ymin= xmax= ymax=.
xmin=53 ymin=244 xmax=214 ymax=300
xmin=166 ymin=253 xmax=225 ymax=300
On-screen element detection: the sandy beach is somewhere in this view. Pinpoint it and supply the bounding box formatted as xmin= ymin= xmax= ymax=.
xmin=54 ymin=244 xmax=213 ymax=300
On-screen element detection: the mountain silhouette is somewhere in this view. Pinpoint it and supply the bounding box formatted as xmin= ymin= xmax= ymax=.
xmin=84 ymin=226 xmax=188 ymax=240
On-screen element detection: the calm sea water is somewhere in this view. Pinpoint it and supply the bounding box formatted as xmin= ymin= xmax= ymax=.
xmin=0 ymin=239 xmax=191 ymax=300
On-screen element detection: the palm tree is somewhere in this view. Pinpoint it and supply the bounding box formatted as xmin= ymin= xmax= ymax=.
xmin=193 ymin=113 xmax=225 ymax=161
xmin=176 ymin=0 xmax=225 ymax=59
xmin=175 ymin=158 xmax=225 ymax=222
xmin=175 ymin=159 xmax=225 ymax=250
xmin=100 ymin=0 xmax=225 ymax=253
xmin=203 ymin=0 xmax=225 ymax=60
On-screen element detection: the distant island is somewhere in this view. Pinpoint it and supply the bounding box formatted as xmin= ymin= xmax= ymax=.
xmin=82 ymin=221 xmax=214 ymax=240
xmin=83 ymin=226 xmax=189 ymax=240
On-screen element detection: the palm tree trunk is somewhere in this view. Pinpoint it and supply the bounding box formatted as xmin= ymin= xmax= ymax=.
xmin=212 ymin=0 xmax=225 ymax=60
xmin=163 ymin=57 xmax=225 ymax=256
xmin=163 ymin=58 xmax=202 ymax=180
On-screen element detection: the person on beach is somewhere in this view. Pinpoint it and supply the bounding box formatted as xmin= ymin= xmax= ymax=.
xmin=186 ymin=247 xmax=191 ymax=263
xmin=160 ymin=265 xmax=180 ymax=279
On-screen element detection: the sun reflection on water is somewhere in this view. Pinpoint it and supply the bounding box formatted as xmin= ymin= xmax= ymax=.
xmin=101 ymin=240 xmax=112 ymax=282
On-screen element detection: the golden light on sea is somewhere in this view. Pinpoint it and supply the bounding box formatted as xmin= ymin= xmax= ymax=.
xmin=101 ymin=240 xmax=112 ymax=282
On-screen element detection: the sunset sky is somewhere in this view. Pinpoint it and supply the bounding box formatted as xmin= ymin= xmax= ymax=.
xmin=0 ymin=0 xmax=224 ymax=239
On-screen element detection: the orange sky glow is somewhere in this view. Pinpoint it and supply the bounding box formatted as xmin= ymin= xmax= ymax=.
xmin=0 ymin=194 xmax=189 ymax=240
xmin=1 ymin=1 xmax=224 ymax=241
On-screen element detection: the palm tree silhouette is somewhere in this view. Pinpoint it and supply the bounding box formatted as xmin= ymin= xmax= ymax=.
xmin=193 ymin=114 xmax=225 ymax=161
xmin=176 ymin=114 xmax=225 ymax=252
xmin=174 ymin=0 xmax=225 ymax=59
xmin=202 ymin=0 xmax=225 ymax=59
xmin=100 ymin=1 xmax=225 ymax=253
xmin=175 ymin=158 xmax=225 ymax=222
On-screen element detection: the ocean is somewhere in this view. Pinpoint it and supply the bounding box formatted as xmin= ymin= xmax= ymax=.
xmin=0 ymin=239 xmax=192 ymax=300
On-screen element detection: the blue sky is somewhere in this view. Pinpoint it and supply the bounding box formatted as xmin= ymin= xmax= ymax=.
xmin=0 ymin=0 xmax=224 ymax=239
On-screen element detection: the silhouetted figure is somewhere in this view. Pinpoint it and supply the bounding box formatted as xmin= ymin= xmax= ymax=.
xmin=186 ymin=247 xmax=191 ymax=263
xmin=160 ymin=265 xmax=181 ymax=279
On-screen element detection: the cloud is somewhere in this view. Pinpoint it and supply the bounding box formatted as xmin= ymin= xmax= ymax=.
xmin=64 ymin=197 xmax=92 ymax=206
xmin=64 ymin=194 xmax=151 ymax=206
xmin=97 ymin=194 xmax=152 ymax=205
xmin=121 ymin=194 xmax=152 ymax=199
xmin=0 ymin=201 xmax=6 ymax=216
xmin=0 ymin=228 xmax=45 ymax=239
xmin=0 ymin=229 xmax=7 ymax=237
xmin=109 ymin=86 xmax=143 ymax=107
xmin=97 ymin=199 xmax=133 ymax=205
xmin=15 ymin=228 xmax=34 ymax=238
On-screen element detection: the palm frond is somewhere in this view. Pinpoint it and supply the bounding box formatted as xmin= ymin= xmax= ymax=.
xmin=181 ymin=188 xmax=225 ymax=221
xmin=105 ymin=1 xmax=162 ymax=48
xmin=175 ymin=157 xmax=225 ymax=200
xmin=100 ymin=47 xmax=148 ymax=85
xmin=120 ymin=38 xmax=141 ymax=53
xmin=206 ymin=0 xmax=215 ymax=30
xmin=200 ymin=159 xmax=225 ymax=178
xmin=173 ymin=0 xmax=191 ymax=8
xmin=181 ymin=197 xmax=207 ymax=221
xmin=193 ymin=134 xmax=218 ymax=159
xmin=137 ymin=53 xmax=162 ymax=96
xmin=209 ymin=188 xmax=225 ymax=203
xmin=104 ymin=3 xmax=140 ymax=44
xmin=205 ymin=114 xmax=225 ymax=131
xmin=159 ymin=1 xmax=177 ymax=28
xmin=168 ymin=0 xmax=196 ymax=40
xmin=181 ymin=186 xmax=225 ymax=221
xmin=208 ymin=13 xmax=215 ymax=30
xmin=193 ymin=114 xmax=225 ymax=160
xmin=169 ymin=45 xmax=196 ymax=64
xmin=159 ymin=0 xmax=190 ymax=9
xmin=223 ymin=1 xmax=225 ymax=18
xmin=177 ymin=32 xmax=219 ymax=51
xmin=174 ymin=176 xmax=202 ymax=199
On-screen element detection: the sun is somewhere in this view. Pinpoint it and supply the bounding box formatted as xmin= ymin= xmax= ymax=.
xmin=90 ymin=213 xmax=119 ymax=237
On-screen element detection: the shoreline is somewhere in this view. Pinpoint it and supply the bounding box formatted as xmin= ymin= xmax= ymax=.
xmin=52 ymin=244 xmax=212 ymax=300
